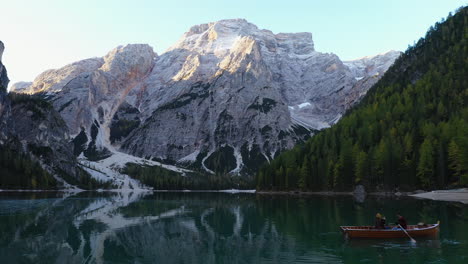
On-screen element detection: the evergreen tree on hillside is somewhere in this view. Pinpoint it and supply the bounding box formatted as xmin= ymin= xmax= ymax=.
xmin=257 ymin=6 xmax=468 ymax=191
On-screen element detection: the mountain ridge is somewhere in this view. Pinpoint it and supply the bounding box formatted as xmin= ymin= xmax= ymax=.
xmin=9 ymin=19 xmax=400 ymax=180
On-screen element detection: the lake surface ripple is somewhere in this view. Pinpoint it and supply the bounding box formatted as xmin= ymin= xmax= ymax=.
xmin=0 ymin=192 xmax=467 ymax=264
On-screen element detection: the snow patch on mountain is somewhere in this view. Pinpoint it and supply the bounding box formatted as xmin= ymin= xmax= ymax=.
xmin=78 ymin=150 xmax=192 ymax=190
xmin=178 ymin=149 xmax=201 ymax=163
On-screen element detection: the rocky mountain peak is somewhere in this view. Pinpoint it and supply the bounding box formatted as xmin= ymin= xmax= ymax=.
xmin=185 ymin=19 xmax=256 ymax=37
xmin=25 ymin=57 xmax=104 ymax=94
xmin=101 ymin=44 xmax=156 ymax=78
xmin=14 ymin=44 xmax=156 ymax=95
xmin=168 ymin=19 xmax=314 ymax=56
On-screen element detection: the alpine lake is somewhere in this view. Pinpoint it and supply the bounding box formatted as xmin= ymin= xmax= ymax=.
xmin=0 ymin=191 xmax=467 ymax=264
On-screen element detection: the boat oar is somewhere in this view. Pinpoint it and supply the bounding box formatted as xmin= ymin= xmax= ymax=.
xmin=399 ymin=224 xmax=416 ymax=243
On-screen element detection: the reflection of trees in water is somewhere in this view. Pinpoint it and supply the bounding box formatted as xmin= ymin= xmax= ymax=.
xmin=104 ymin=197 xmax=333 ymax=264
xmin=0 ymin=192 xmax=152 ymax=263
xmin=0 ymin=193 xmax=344 ymax=263
xmin=0 ymin=193 xmax=96 ymax=263
xmin=0 ymin=193 xmax=467 ymax=263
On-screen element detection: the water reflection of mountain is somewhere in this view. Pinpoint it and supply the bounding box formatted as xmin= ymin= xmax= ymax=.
xmin=0 ymin=193 xmax=467 ymax=263
xmin=0 ymin=193 xmax=343 ymax=263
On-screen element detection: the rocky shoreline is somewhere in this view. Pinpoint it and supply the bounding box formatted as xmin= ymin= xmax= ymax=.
xmin=410 ymin=189 xmax=468 ymax=204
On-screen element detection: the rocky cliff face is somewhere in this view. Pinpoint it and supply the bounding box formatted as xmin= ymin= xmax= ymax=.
xmin=0 ymin=42 xmax=9 ymax=91
xmin=7 ymin=94 xmax=82 ymax=180
xmin=0 ymin=41 xmax=11 ymax=139
xmin=11 ymin=20 xmax=400 ymax=175
xmin=0 ymin=40 xmax=84 ymax=187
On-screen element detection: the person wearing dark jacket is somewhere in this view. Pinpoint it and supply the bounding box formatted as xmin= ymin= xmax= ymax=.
xmin=381 ymin=216 xmax=389 ymax=229
xmin=395 ymin=213 xmax=408 ymax=229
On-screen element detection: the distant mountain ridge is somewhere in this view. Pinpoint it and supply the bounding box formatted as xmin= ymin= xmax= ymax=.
xmin=10 ymin=19 xmax=399 ymax=178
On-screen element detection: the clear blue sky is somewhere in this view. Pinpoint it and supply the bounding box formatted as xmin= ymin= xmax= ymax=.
xmin=0 ymin=0 xmax=464 ymax=86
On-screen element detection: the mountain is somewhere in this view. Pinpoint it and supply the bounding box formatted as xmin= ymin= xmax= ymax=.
xmin=11 ymin=19 xmax=399 ymax=178
xmin=0 ymin=41 xmax=101 ymax=190
xmin=257 ymin=7 xmax=468 ymax=191
xmin=9 ymin=81 xmax=32 ymax=93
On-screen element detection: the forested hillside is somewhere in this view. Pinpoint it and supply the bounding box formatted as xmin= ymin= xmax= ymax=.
xmin=257 ymin=6 xmax=468 ymax=191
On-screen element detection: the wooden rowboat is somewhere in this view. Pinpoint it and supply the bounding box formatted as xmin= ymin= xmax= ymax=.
xmin=340 ymin=222 xmax=440 ymax=239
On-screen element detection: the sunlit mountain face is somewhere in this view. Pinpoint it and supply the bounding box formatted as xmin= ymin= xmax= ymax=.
xmin=8 ymin=20 xmax=400 ymax=178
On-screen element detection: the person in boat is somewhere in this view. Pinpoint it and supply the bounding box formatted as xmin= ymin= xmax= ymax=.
xmin=381 ymin=216 xmax=390 ymax=229
xmin=395 ymin=213 xmax=408 ymax=229
xmin=374 ymin=213 xmax=384 ymax=229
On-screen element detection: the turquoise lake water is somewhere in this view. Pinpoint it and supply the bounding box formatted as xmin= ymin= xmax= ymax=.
xmin=0 ymin=192 xmax=467 ymax=263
